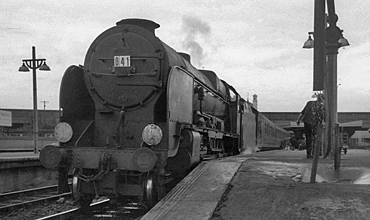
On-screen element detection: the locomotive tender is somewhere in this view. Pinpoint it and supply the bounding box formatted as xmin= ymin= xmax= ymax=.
xmin=39 ymin=18 xmax=290 ymax=208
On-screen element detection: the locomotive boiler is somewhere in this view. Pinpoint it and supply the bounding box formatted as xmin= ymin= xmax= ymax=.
xmin=39 ymin=18 xmax=242 ymax=208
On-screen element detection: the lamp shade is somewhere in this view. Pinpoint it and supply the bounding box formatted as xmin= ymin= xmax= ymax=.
xmin=39 ymin=62 xmax=51 ymax=71
xmin=303 ymin=36 xmax=314 ymax=49
xmin=338 ymin=36 xmax=350 ymax=47
xmin=18 ymin=63 xmax=30 ymax=72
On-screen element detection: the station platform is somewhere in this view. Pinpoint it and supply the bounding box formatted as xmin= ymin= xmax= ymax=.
xmin=142 ymin=159 xmax=242 ymax=220
xmin=0 ymin=152 xmax=40 ymax=169
xmin=143 ymin=149 xmax=370 ymax=220
xmin=0 ymin=151 xmax=39 ymax=160
xmin=0 ymin=151 xmax=57 ymax=193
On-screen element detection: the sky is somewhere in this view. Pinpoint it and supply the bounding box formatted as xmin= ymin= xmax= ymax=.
xmin=0 ymin=0 xmax=369 ymax=112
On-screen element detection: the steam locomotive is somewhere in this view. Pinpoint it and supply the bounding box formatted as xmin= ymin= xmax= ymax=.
xmin=39 ymin=18 xmax=290 ymax=208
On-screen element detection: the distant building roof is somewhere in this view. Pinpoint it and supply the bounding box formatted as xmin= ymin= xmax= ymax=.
xmin=339 ymin=120 xmax=363 ymax=127
xmin=351 ymin=130 xmax=370 ymax=139
xmin=280 ymin=120 xmax=368 ymax=130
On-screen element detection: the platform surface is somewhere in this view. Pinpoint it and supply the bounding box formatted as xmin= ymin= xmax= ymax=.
xmin=142 ymin=159 xmax=242 ymax=220
xmin=143 ymin=149 xmax=370 ymax=220
xmin=210 ymin=149 xmax=370 ymax=220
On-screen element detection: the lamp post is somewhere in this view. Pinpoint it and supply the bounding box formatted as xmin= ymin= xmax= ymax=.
xmin=303 ymin=1 xmax=349 ymax=172
xmin=19 ymin=46 xmax=50 ymax=153
xmin=325 ymin=27 xmax=349 ymax=171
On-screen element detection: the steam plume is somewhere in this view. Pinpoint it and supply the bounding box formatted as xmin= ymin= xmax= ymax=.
xmin=181 ymin=16 xmax=211 ymax=67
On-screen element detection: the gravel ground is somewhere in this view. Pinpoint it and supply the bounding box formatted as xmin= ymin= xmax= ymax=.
xmin=0 ymin=173 xmax=73 ymax=220
xmin=0 ymin=197 xmax=77 ymax=220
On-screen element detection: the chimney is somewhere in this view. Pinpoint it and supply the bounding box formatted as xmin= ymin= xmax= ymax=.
xmin=116 ymin=19 xmax=160 ymax=35
xmin=253 ymin=94 xmax=258 ymax=110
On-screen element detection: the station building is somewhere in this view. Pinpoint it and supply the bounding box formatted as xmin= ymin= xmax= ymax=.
xmin=0 ymin=109 xmax=59 ymax=137
xmin=263 ymin=112 xmax=370 ymax=149
xmin=0 ymin=109 xmax=59 ymax=151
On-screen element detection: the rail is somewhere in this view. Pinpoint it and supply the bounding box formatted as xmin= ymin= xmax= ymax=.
xmin=0 ymin=185 xmax=70 ymax=212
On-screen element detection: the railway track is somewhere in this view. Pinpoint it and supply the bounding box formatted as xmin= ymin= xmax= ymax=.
xmin=35 ymin=199 xmax=109 ymax=220
xmin=0 ymin=185 xmax=71 ymax=212
xmin=31 ymin=168 xmax=190 ymax=219
xmin=36 ymin=199 xmax=147 ymax=220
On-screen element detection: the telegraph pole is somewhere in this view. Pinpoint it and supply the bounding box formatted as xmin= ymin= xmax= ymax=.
xmin=40 ymin=101 xmax=49 ymax=110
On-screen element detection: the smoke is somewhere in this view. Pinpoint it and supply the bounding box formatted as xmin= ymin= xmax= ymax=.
xmin=181 ymin=16 xmax=211 ymax=67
